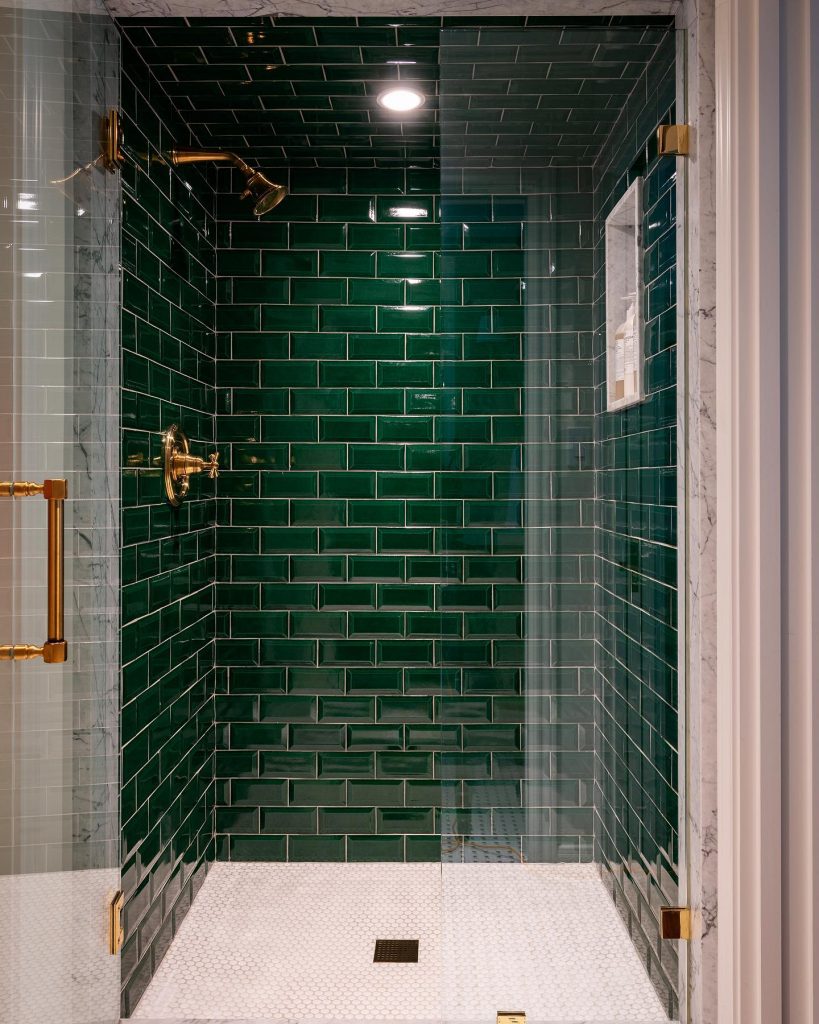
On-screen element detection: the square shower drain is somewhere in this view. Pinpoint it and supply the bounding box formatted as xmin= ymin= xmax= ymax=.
xmin=373 ymin=939 xmax=419 ymax=963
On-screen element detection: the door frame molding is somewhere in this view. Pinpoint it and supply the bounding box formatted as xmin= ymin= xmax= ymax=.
xmin=715 ymin=0 xmax=818 ymax=1020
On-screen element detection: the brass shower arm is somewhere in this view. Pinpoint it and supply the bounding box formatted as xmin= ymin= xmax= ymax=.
xmin=170 ymin=148 xmax=254 ymax=176
xmin=168 ymin=148 xmax=288 ymax=215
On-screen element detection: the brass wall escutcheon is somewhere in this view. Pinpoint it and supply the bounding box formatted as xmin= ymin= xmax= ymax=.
xmin=163 ymin=424 xmax=219 ymax=507
xmin=0 ymin=478 xmax=67 ymax=664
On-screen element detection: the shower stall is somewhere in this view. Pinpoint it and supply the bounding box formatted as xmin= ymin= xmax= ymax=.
xmin=1 ymin=5 xmax=688 ymax=1023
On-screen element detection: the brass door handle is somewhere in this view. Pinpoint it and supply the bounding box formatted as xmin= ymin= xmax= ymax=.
xmin=0 ymin=479 xmax=67 ymax=664
xmin=163 ymin=424 xmax=219 ymax=507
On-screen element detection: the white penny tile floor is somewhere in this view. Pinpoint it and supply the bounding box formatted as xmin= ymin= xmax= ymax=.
xmin=131 ymin=862 xmax=669 ymax=1023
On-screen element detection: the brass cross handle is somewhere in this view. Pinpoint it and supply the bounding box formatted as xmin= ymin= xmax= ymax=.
xmin=163 ymin=425 xmax=218 ymax=507
xmin=171 ymin=450 xmax=219 ymax=481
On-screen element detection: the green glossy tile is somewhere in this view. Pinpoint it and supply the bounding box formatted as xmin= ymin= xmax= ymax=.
xmin=261 ymin=807 xmax=316 ymax=834
xmin=377 ymin=584 xmax=433 ymax=610
xmin=349 ymin=278 xmax=404 ymax=306
xmin=319 ymin=472 xmax=375 ymax=499
xmin=320 ymin=250 xmax=375 ymax=277
xmin=378 ymin=251 xmax=433 ymax=277
xmin=347 ymin=724 xmax=403 ymax=750
xmin=289 ymin=724 xmax=346 ymax=750
xmin=290 ymin=611 xmax=347 ymax=638
xmin=349 ymin=444 xmax=404 ymax=470
xmin=377 ymin=697 xmax=434 ymax=724
xmin=377 ymin=417 xmax=434 ymax=443
xmin=348 ymin=501 xmax=405 ymax=526
xmin=319 ymin=639 xmax=375 ymax=665
xmin=319 ymin=807 xmax=376 ymax=833
xmin=319 ymin=527 xmax=376 ymax=552
xmin=320 ymin=417 xmax=375 ymax=442
xmin=291 ymin=223 xmax=346 ymax=249
xmin=289 ymin=835 xmax=345 ymax=861
xmin=377 ymin=752 xmax=433 ymax=779
xmin=347 ymin=668 xmax=403 ymax=694
xmin=288 ymin=668 xmax=344 ymax=694
xmin=377 ymin=808 xmax=435 ymax=834
xmin=377 ymin=362 xmax=433 ymax=388
xmin=347 ymin=835 xmax=404 ymax=861
xmin=290 ymin=779 xmax=346 ymax=805
xmin=318 ymin=696 xmax=375 ymax=722
xmin=320 ymin=583 xmax=376 ymax=609
xmin=318 ymin=752 xmax=375 ymax=778
xmin=378 ymin=305 xmax=434 ymax=333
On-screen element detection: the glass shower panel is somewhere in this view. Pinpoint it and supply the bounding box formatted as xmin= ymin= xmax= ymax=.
xmin=0 ymin=3 xmax=120 ymax=1022
xmin=438 ymin=20 xmax=683 ymax=1023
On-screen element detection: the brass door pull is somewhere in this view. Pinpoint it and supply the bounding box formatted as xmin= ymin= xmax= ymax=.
xmin=0 ymin=478 xmax=67 ymax=663
xmin=163 ymin=424 xmax=219 ymax=507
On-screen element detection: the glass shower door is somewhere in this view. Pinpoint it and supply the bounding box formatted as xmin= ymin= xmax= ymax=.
xmin=0 ymin=3 xmax=120 ymax=1022
xmin=437 ymin=19 xmax=685 ymax=1024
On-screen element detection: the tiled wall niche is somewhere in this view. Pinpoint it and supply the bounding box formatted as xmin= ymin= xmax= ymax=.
xmin=592 ymin=31 xmax=679 ymax=1017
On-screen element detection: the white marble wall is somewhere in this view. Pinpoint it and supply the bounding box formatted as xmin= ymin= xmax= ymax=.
xmin=678 ymin=0 xmax=717 ymax=1022
xmin=104 ymin=0 xmax=677 ymax=16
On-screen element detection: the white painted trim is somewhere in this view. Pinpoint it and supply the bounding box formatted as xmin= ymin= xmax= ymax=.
xmin=715 ymin=0 xmax=819 ymax=1020
xmin=715 ymin=0 xmax=785 ymax=1013
xmin=781 ymin=2 xmax=819 ymax=1021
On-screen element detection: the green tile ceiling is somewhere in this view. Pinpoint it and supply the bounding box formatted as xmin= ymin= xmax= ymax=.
xmin=117 ymin=16 xmax=673 ymax=168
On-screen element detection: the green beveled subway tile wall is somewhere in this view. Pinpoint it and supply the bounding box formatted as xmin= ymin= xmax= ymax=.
xmin=592 ymin=31 xmax=678 ymax=1017
xmin=120 ymin=37 xmax=217 ymax=1015
xmin=212 ymin=162 xmax=597 ymax=864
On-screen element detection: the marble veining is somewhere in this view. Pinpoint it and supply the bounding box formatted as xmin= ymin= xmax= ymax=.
xmin=105 ymin=0 xmax=679 ymax=17
xmin=676 ymin=1 xmax=717 ymax=1022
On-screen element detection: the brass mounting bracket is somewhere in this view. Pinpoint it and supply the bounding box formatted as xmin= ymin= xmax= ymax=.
xmin=657 ymin=123 xmax=690 ymax=156
xmin=100 ymin=109 xmax=123 ymax=172
xmin=108 ymin=890 xmax=124 ymax=955
xmin=661 ymin=906 xmax=692 ymax=940
xmin=163 ymin=424 xmax=219 ymax=507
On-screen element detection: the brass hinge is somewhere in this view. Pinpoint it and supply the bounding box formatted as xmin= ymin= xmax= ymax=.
xmin=497 ymin=1013 xmax=526 ymax=1024
xmin=108 ymin=890 xmax=124 ymax=954
xmin=657 ymin=123 xmax=690 ymax=156
xmin=661 ymin=906 xmax=692 ymax=940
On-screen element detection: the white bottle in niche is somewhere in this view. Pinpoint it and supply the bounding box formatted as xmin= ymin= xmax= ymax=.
xmin=614 ymin=321 xmax=626 ymax=401
xmin=614 ymin=320 xmax=626 ymax=401
xmin=623 ymin=301 xmax=637 ymax=400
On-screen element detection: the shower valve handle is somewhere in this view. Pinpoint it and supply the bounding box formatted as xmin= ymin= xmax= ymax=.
xmin=162 ymin=424 xmax=219 ymax=507
xmin=171 ymin=450 xmax=219 ymax=480
xmin=204 ymin=452 xmax=220 ymax=479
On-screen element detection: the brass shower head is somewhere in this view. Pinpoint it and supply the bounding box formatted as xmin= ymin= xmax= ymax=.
xmin=170 ymin=148 xmax=288 ymax=216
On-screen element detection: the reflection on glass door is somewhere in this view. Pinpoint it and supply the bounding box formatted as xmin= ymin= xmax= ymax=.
xmin=0 ymin=3 xmax=120 ymax=1022
xmin=438 ymin=19 xmax=685 ymax=1023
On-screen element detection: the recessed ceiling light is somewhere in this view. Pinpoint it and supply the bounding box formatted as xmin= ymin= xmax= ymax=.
xmin=377 ymin=87 xmax=425 ymax=112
